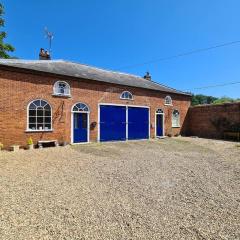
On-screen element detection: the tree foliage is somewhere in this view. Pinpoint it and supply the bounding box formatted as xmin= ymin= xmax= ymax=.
xmin=191 ymin=94 xmax=240 ymax=106
xmin=0 ymin=3 xmax=15 ymax=59
xmin=212 ymin=96 xmax=235 ymax=105
xmin=191 ymin=94 xmax=218 ymax=106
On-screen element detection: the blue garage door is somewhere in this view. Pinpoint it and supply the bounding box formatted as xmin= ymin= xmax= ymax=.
xmin=128 ymin=107 xmax=149 ymax=140
xmin=100 ymin=105 xmax=126 ymax=141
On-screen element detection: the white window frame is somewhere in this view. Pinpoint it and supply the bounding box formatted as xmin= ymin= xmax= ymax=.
xmin=71 ymin=102 xmax=90 ymax=113
xmin=164 ymin=95 xmax=172 ymax=106
xmin=172 ymin=109 xmax=180 ymax=128
xmin=53 ymin=81 xmax=71 ymax=97
xmin=120 ymin=91 xmax=134 ymax=100
xmin=26 ymin=99 xmax=53 ymax=132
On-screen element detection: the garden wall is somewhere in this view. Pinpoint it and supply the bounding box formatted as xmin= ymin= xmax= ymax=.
xmin=184 ymin=102 xmax=240 ymax=139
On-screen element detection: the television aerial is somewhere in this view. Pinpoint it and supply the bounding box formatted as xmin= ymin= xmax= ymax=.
xmin=44 ymin=27 xmax=54 ymax=54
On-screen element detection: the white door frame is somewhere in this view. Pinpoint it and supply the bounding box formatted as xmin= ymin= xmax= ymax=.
xmin=71 ymin=104 xmax=90 ymax=144
xmin=98 ymin=103 xmax=150 ymax=142
xmin=155 ymin=111 xmax=165 ymax=138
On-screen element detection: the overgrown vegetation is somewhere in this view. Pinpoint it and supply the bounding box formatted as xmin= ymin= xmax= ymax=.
xmin=0 ymin=3 xmax=15 ymax=59
xmin=191 ymin=94 xmax=240 ymax=106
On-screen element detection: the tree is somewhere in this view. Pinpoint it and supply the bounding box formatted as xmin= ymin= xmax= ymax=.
xmin=191 ymin=94 xmax=218 ymax=106
xmin=212 ymin=96 xmax=235 ymax=105
xmin=0 ymin=3 xmax=15 ymax=59
xmin=191 ymin=94 xmax=240 ymax=106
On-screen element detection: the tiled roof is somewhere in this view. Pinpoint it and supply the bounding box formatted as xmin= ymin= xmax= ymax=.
xmin=0 ymin=59 xmax=191 ymax=96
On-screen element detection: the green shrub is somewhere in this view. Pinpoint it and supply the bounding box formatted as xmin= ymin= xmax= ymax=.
xmin=27 ymin=137 xmax=33 ymax=145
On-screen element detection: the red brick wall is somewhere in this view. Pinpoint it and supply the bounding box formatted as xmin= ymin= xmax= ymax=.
xmin=185 ymin=103 xmax=240 ymax=139
xmin=0 ymin=68 xmax=191 ymax=148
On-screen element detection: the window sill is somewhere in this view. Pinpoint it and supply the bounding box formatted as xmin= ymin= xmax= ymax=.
xmin=172 ymin=126 xmax=181 ymax=128
xmin=25 ymin=129 xmax=53 ymax=133
xmin=164 ymin=104 xmax=173 ymax=106
xmin=120 ymin=98 xmax=134 ymax=101
xmin=52 ymin=94 xmax=72 ymax=98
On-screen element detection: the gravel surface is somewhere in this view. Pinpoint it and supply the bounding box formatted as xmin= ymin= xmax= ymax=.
xmin=0 ymin=137 xmax=239 ymax=239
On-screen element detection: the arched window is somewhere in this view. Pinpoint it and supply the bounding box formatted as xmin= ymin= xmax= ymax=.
xmin=53 ymin=81 xmax=71 ymax=96
xmin=72 ymin=102 xmax=90 ymax=112
xmin=28 ymin=99 xmax=52 ymax=131
xmin=172 ymin=109 xmax=180 ymax=127
xmin=120 ymin=91 xmax=133 ymax=100
xmin=156 ymin=108 xmax=164 ymax=114
xmin=165 ymin=95 xmax=172 ymax=105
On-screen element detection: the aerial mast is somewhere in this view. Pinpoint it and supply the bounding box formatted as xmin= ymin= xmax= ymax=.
xmin=44 ymin=27 xmax=54 ymax=55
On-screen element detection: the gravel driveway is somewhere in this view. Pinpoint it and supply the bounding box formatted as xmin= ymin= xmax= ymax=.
xmin=0 ymin=137 xmax=239 ymax=239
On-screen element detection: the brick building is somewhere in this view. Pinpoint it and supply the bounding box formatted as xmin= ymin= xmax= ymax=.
xmin=0 ymin=59 xmax=191 ymax=148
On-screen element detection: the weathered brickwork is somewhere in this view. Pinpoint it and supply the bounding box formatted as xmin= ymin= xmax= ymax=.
xmin=185 ymin=103 xmax=240 ymax=139
xmin=0 ymin=68 xmax=191 ymax=148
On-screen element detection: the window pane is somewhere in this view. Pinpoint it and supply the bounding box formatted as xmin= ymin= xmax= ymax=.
xmin=83 ymin=106 xmax=89 ymax=111
xmin=41 ymin=100 xmax=47 ymax=106
xmin=29 ymin=103 xmax=36 ymax=110
xmin=45 ymin=117 xmax=51 ymax=123
xmin=45 ymin=110 xmax=51 ymax=116
xmin=79 ymin=103 xmax=84 ymax=110
xmin=37 ymin=124 xmax=44 ymax=130
xmin=45 ymin=104 xmax=51 ymax=111
xmin=37 ymin=117 xmax=44 ymax=123
xmin=45 ymin=124 xmax=51 ymax=130
xmin=29 ymin=117 xmax=36 ymax=123
xmin=34 ymin=100 xmax=41 ymax=107
xmin=73 ymin=106 xmax=78 ymax=112
xmin=44 ymin=124 xmax=51 ymax=130
xmin=29 ymin=124 xmax=36 ymax=130
xmin=29 ymin=110 xmax=36 ymax=116
xmin=37 ymin=109 xmax=44 ymax=116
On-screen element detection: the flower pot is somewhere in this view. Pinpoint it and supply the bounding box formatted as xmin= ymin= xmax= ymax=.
xmin=10 ymin=145 xmax=20 ymax=152
xmin=28 ymin=144 xmax=34 ymax=150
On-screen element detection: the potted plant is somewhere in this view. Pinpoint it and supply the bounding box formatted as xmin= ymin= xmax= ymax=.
xmin=0 ymin=143 xmax=3 ymax=151
xmin=27 ymin=137 xmax=34 ymax=150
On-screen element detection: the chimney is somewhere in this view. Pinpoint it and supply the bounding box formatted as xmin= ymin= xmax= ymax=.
xmin=143 ymin=71 xmax=151 ymax=81
xmin=39 ymin=48 xmax=51 ymax=60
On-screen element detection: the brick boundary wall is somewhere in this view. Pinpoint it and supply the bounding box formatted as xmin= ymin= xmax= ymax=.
xmin=184 ymin=102 xmax=240 ymax=139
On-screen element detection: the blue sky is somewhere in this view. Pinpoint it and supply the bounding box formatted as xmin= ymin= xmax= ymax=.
xmin=2 ymin=0 xmax=240 ymax=98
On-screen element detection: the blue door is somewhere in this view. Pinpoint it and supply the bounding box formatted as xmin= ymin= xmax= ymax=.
xmin=100 ymin=105 xmax=126 ymax=141
xmin=128 ymin=107 xmax=149 ymax=140
xmin=156 ymin=114 xmax=163 ymax=137
xmin=73 ymin=113 xmax=88 ymax=143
